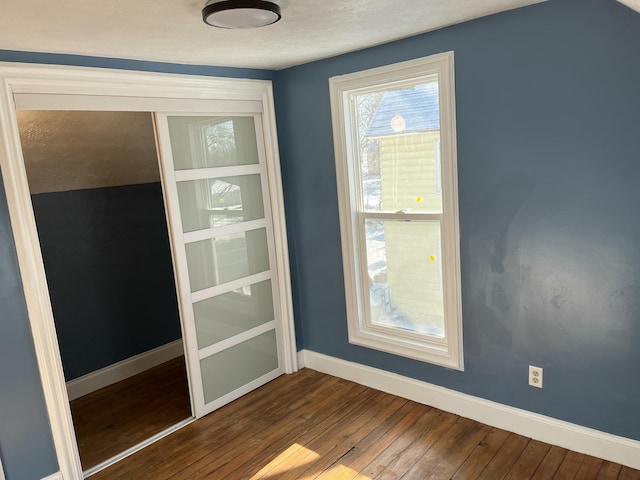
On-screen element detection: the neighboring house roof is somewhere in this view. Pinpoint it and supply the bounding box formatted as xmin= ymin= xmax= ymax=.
xmin=366 ymin=82 xmax=440 ymax=137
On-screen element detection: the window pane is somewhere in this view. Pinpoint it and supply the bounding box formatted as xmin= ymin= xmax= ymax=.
xmin=168 ymin=116 xmax=258 ymax=170
xmin=355 ymin=80 xmax=442 ymax=214
xmin=193 ymin=280 xmax=274 ymax=349
xmin=185 ymin=228 xmax=270 ymax=292
xmin=177 ymin=175 xmax=265 ymax=232
xmin=365 ymin=219 xmax=444 ymax=337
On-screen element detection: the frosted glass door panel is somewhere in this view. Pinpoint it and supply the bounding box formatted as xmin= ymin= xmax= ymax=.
xmin=193 ymin=280 xmax=274 ymax=348
xmin=157 ymin=109 xmax=283 ymax=419
xmin=168 ymin=116 xmax=258 ymax=170
xmin=185 ymin=228 xmax=270 ymax=292
xmin=200 ymin=330 xmax=278 ymax=404
xmin=177 ymin=175 xmax=265 ymax=232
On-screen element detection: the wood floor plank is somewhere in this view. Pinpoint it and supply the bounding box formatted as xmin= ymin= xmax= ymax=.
xmin=90 ymin=368 xmax=322 ymax=480
xmin=452 ymin=427 xmax=510 ymax=479
xmin=530 ymin=446 xmax=568 ymax=480
xmin=246 ymin=387 xmax=382 ymax=479
xmin=308 ymin=399 xmax=420 ymax=480
xmin=70 ymin=356 xmax=191 ymax=470
xmin=435 ymin=422 xmax=493 ymax=478
xmin=353 ymin=407 xmax=448 ymax=479
xmin=553 ymin=451 xmax=586 ymax=480
xmin=595 ymin=461 xmax=622 ymax=480
xmin=475 ymin=432 xmax=529 ymax=480
xmin=207 ymin=385 xmax=375 ymax=478
xmin=164 ymin=373 xmax=332 ymax=478
xmin=271 ymin=392 xmax=409 ymax=480
xmin=504 ymin=440 xmax=551 ymax=480
xmin=278 ymin=395 xmax=406 ymax=480
xmin=98 ymin=372 xmax=325 ymax=480
xmin=402 ymin=418 xmax=491 ymax=480
xmin=620 ymin=466 xmax=640 ymax=480
xmin=87 ymin=369 xmax=640 ymax=480
xmin=148 ymin=374 xmax=350 ymax=479
xmin=372 ymin=410 xmax=460 ymax=480
xmin=575 ymin=456 xmax=605 ymax=480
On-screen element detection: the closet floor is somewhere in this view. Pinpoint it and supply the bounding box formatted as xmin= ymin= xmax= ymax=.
xmin=69 ymin=355 xmax=191 ymax=470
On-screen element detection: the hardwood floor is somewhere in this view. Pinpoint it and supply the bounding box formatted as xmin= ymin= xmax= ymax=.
xmin=70 ymin=356 xmax=191 ymax=470
xmin=90 ymin=368 xmax=640 ymax=479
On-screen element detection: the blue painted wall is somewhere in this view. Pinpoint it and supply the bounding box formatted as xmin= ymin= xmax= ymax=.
xmin=0 ymin=50 xmax=275 ymax=81
xmin=31 ymin=182 xmax=181 ymax=381
xmin=0 ymin=51 xmax=274 ymax=480
xmin=274 ymin=0 xmax=640 ymax=442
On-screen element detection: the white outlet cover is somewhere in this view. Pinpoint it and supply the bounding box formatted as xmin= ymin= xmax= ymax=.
xmin=529 ymin=365 xmax=543 ymax=388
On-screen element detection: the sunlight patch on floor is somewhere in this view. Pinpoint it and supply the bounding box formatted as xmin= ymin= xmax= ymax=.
xmin=307 ymin=464 xmax=371 ymax=480
xmin=254 ymin=443 xmax=320 ymax=479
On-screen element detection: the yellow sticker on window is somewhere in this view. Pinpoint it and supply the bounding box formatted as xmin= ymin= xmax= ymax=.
xmin=429 ymin=255 xmax=436 ymax=262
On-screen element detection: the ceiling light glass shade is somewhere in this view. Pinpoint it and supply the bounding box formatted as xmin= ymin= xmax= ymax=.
xmin=202 ymin=0 xmax=281 ymax=29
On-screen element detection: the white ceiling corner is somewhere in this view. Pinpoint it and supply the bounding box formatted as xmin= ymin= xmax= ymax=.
xmin=1 ymin=0 xmax=546 ymax=70
xmin=617 ymin=0 xmax=640 ymax=13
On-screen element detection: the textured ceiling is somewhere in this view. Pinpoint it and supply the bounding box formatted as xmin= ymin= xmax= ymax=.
xmin=0 ymin=0 xmax=549 ymax=70
xmin=17 ymin=111 xmax=160 ymax=194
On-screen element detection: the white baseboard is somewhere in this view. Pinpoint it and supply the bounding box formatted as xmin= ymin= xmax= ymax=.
xmin=296 ymin=349 xmax=306 ymax=369
xmin=66 ymin=339 xmax=184 ymax=401
xmin=300 ymin=349 xmax=640 ymax=470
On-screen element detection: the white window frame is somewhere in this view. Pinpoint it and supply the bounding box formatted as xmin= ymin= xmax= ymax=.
xmin=329 ymin=52 xmax=463 ymax=370
xmin=435 ymin=138 xmax=442 ymax=194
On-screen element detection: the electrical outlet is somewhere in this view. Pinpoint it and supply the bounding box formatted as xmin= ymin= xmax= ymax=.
xmin=529 ymin=365 xmax=543 ymax=388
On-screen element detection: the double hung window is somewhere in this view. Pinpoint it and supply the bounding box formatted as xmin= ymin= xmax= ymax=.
xmin=330 ymin=52 xmax=463 ymax=369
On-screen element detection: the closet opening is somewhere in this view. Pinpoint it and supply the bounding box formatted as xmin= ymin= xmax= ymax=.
xmin=16 ymin=110 xmax=192 ymax=474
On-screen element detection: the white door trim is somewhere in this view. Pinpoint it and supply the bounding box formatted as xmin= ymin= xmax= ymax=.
xmin=0 ymin=62 xmax=297 ymax=480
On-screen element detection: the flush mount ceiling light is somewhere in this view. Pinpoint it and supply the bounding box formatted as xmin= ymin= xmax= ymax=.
xmin=202 ymin=0 xmax=282 ymax=29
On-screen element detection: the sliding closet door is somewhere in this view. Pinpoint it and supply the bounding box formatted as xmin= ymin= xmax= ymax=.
xmin=155 ymin=113 xmax=284 ymax=417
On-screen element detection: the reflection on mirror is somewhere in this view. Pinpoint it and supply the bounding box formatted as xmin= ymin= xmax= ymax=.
xmin=168 ymin=116 xmax=259 ymax=170
xmin=185 ymin=228 xmax=270 ymax=292
xmin=177 ymin=175 xmax=265 ymax=232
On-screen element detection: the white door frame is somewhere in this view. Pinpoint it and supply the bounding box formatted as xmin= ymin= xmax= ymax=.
xmin=0 ymin=63 xmax=298 ymax=480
